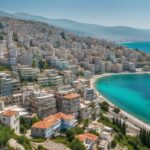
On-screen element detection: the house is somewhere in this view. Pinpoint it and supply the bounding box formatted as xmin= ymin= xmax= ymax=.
xmin=31 ymin=112 xmax=77 ymax=138
xmin=0 ymin=109 xmax=20 ymax=134
xmin=76 ymin=133 xmax=98 ymax=150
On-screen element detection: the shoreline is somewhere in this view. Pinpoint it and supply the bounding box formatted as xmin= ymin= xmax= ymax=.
xmin=91 ymin=71 xmax=150 ymax=131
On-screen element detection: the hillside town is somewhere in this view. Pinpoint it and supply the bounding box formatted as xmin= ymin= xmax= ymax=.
xmin=0 ymin=16 xmax=150 ymax=150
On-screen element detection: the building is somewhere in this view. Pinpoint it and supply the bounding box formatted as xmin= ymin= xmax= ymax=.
xmin=17 ymin=53 xmax=33 ymax=66
xmin=12 ymin=65 xmax=40 ymax=80
xmin=8 ymin=48 xmax=18 ymax=66
xmin=49 ymin=76 xmax=64 ymax=86
xmin=143 ymin=65 xmax=150 ymax=71
xmin=49 ymin=57 xmax=69 ymax=70
xmin=79 ymin=103 xmax=92 ymax=120
xmin=0 ymin=110 xmax=20 ymax=133
xmin=76 ymin=133 xmax=98 ymax=150
xmin=98 ymin=140 xmax=110 ymax=150
xmin=29 ymin=91 xmax=56 ymax=118
xmin=105 ymin=62 xmax=112 ymax=72
xmin=31 ymin=112 xmax=77 ymax=138
xmin=87 ymin=121 xmax=104 ymax=135
xmin=0 ymin=93 xmax=23 ymax=106
xmin=116 ymin=63 xmax=123 ymax=73
xmin=55 ymin=92 xmax=80 ymax=118
xmin=84 ymin=70 xmax=92 ymax=79
xmin=0 ymin=73 xmax=20 ymax=96
xmin=128 ymin=62 xmax=136 ymax=72
xmin=99 ymin=61 xmax=106 ymax=73
xmin=84 ymin=87 xmax=95 ymax=101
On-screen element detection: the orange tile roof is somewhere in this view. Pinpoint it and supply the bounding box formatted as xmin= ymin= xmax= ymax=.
xmin=53 ymin=112 xmax=75 ymax=120
xmin=32 ymin=119 xmax=59 ymax=129
xmin=32 ymin=112 xmax=75 ymax=129
xmin=76 ymin=133 xmax=98 ymax=142
xmin=2 ymin=110 xmax=18 ymax=117
xmin=64 ymin=93 xmax=80 ymax=100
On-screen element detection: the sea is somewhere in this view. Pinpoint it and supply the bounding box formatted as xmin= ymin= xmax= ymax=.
xmin=118 ymin=41 xmax=150 ymax=53
xmin=95 ymin=74 xmax=150 ymax=124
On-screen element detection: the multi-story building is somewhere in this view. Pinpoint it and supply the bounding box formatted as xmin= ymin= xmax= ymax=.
xmin=128 ymin=62 xmax=136 ymax=72
xmin=61 ymin=70 xmax=76 ymax=84
xmin=17 ymin=53 xmax=33 ymax=66
xmin=105 ymin=61 xmax=112 ymax=72
xmin=12 ymin=65 xmax=40 ymax=80
xmin=98 ymin=140 xmax=110 ymax=150
xmin=79 ymin=103 xmax=92 ymax=120
xmin=84 ymin=87 xmax=95 ymax=101
xmin=0 ymin=93 xmax=23 ymax=106
xmin=55 ymin=92 xmax=80 ymax=118
xmin=115 ymin=63 xmax=123 ymax=73
xmin=49 ymin=76 xmax=64 ymax=86
xmin=31 ymin=112 xmax=77 ymax=138
xmin=0 ymin=110 xmax=20 ymax=133
xmin=0 ymin=73 xmax=20 ymax=96
xmin=8 ymin=48 xmax=18 ymax=66
xmin=49 ymin=57 xmax=69 ymax=70
xmin=29 ymin=91 xmax=56 ymax=118
xmin=99 ymin=61 xmax=106 ymax=73
xmin=84 ymin=70 xmax=92 ymax=79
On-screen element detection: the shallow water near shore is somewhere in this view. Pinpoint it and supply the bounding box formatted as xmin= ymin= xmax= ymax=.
xmin=95 ymin=74 xmax=150 ymax=124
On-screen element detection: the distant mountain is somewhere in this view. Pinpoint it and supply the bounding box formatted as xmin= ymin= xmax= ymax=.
xmin=0 ymin=10 xmax=13 ymax=17
xmin=0 ymin=10 xmax=150 ymax=41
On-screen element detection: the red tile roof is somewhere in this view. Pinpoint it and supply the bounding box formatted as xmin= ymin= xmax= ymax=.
xmin=64 ymin=93 xmax=80 ymax=100
xmin=76 ymin=133 xmax=98 ymax=142
xmin=2 ymin=110 xmax=18 ymax=117
xmin=32 ymin=112 xmax=75 ymax=129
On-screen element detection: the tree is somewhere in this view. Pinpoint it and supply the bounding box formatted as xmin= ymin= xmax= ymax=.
xmin=31 ymin=116 xmax=39 ymax=125
xmin=111 ymin=139 xmax=117 ymax=148
xmin=66 ymin=128 xmax=75 ymax=142
xmin=74 ymin=127 xmax=84 ymax=134
xmin=17 ymin=136 xmax=32 ymax=150
xmin=88 ymin=130 xmax=99 ymax=136
xmin=113 ymin=107 xmax=120 ymax=114
xmin=38 ymin=60 xmax=44 ymax=70
xmin=60 ymin=32 xmax=66 ymax=40
xmin=100 ymin=101 xmax=109 ymax=112
xmin=122 ymin=120 xmax=126 ymax=135
xmin=32 ymin=59 xmax=36 ymax=68
xmin=139 ymin=128 xmax=150 ymax=148
xmin=83 ymin=119 xmax=90 ymax=128
xmin=0 ymin=124 xmax=14 ymax=147
xmin=37 ymin=145 xmax=46 ymax=150
xmin=71 ymin=139 xmax=85 ymax=150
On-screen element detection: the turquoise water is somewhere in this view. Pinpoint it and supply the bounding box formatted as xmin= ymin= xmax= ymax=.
xmin=119 ymin=41 xmax=150 ymax=53
xmin=95 ymin=74 xmax=150 ymax=124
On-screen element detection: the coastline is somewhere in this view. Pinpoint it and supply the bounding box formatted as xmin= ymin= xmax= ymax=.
xmin=91 ymin=71 xmax=150 ymax=131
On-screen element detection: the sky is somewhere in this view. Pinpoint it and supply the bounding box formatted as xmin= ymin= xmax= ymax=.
xmin=0 ymin=0 xmax=150 ymax=29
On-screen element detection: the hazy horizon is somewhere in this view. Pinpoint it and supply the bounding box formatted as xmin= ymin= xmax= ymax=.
xmin=0 ymin=0 xmax=150 ymax=29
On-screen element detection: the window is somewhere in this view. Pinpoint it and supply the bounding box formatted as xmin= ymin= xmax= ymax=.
xmin=3 ymin=118 xmax=5 ymax=121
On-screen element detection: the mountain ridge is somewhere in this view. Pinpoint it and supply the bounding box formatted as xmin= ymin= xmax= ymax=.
xmin=0 ymin=10 xmax=150 ymax=42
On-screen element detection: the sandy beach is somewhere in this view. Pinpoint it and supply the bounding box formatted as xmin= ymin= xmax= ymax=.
xmin=91 ymin=71 xmax=150 ymax=131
